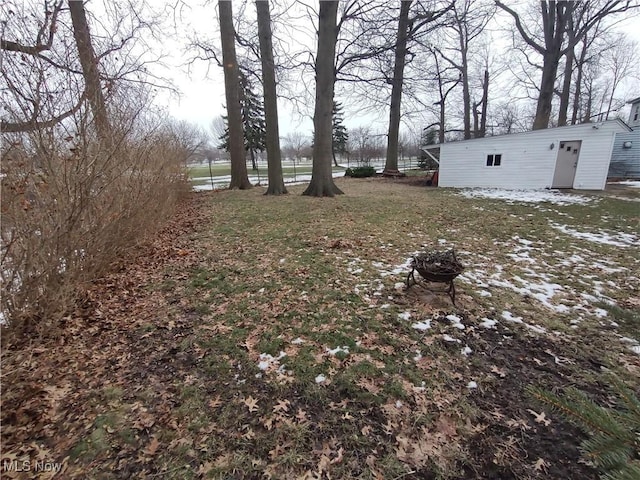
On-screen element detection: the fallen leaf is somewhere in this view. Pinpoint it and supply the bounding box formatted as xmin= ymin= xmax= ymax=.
xmin=209 ymin=395 xmax=222 ymax=409
xmin=143 ymin=436 xmax=160 ymax=456
xmin=330 ymin=447 xmax=344 ymax=464
xmin=342 ymin=412 xmax=354 ymax=421
xmin=295 ymin=408 xmax=308 ymax=423
xmin=243 ymin=396 xmax=259 ymax=413
xmin=527 ymin=409 xmax=552 ymax=426
xmin=534 ymin=457 xmax=548 ymax=472
xmin=273 ymin=399 xmax=290 ymax=413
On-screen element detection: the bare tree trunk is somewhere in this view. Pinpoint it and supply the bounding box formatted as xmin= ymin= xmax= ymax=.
xmin=303 ymin=1 xmax=343 ymax=197
xmin=534 ymin=52 xmax=562 ymax=130
xmin=68 ymin=0 xmax=110 ymax=140
xmin=384 ymin=0 xmax=412 ymax=176
xmin=557 ymin=45 xmax=573 ymax=126
xmin=583 ymin=78 xmax=593 ymax=122
xmin=219 ymin=0 xmax=251 ymax=190
xmin=256 ymin=0 xmax=287 ymax=195
xmin=460 ymin=47 xmax=471 ymax=139
xmin=571 ymin=41 xmax=588 ymax=124
xmin=473 ymin=70 xmax=489 ymax=138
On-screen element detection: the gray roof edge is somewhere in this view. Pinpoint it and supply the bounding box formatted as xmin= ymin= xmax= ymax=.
xmin=440 ymin=119 xmax=632 ymax=146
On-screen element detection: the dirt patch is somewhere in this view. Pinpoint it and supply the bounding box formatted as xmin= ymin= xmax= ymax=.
xmin=464 ymin=325 xmax=602 ymax=479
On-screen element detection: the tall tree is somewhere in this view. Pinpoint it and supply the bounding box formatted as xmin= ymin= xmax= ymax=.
xmin=303 ymin=1 xmax=343 ymax=197
xmin=218 ymin=0 xmax=251 ymax=189
xmin=383 ymin=0 xmax=412 ymax=176
xmin=256 ymin=0 xmax=287 ymax=195
xmin=436 ymin=0 xmax=493 ymax=139
xmin=68 ymin=0 xmax=110 ymax=140
xmin=473 ymin=69 xmax=489 ymax=138
xmin=332 ymin=101 xmax=349 ymax=167
xmin=431 ymin=48 xmax=461 ymax=143
xmin=497 ymin=0 xmax=638 ymax=130
xmin=218 ymin=75 xmax=266 ymax=171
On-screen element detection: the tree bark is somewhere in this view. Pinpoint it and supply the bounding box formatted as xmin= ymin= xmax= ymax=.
xmin=557 ymin=45 xmax=573 ymax=126
xmin=303 ymin=1 xmax=343 ymax=197
xmin=68 ymin=0 xmax=110 ymax=141
xmin=384 ymin=0 xmax=412 ymax=176
xmin=219 ymin=0 xmax=251 ymax=190
xmin=571 ymin=38 xmax=588 ymax=125
xmin=256 ymin=1 xmax=287 ymax=195
xmin=473 ymin=69 xmax=489 ymax=138
xmin=533 ymin=50 xmax=562 ymax=130
xmin=459 ymin=40 xmax=471 ymax=138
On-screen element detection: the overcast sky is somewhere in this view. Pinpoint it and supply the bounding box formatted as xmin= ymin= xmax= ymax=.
xmin=151 ymin=1 xmax=640 ymax=141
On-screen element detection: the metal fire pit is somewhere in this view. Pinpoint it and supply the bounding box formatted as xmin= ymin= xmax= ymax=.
xmin=406 ymin=250 xmax=465 ymax=305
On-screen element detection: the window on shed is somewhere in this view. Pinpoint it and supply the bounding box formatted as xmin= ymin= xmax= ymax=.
xmin=486 ymin=154 xmax=502 ymax=166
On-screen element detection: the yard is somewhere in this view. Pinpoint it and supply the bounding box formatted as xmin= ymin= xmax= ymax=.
xmin=2 ymin=177 xmax=639 ymax=479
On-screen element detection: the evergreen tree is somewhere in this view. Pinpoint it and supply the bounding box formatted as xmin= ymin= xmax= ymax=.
xmin=528 ymin=374 xmax=640 ymax=480
xmin=332 ymin=101 xmax=349 ymax=167
xmin=219 ymin=73 xmax=266 ymax=171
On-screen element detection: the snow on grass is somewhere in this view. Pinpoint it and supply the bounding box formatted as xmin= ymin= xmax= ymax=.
xmin=612 ymin=180 xmax=640 ymax=188
xmin=461 ymin=346 xmax=472 ymax=356
xmin=459 ymin=235 xmax=628 ymax=320
xmin=467 ymin=381 xmax=478 ymax=389
xmin=549 ymin=222 xmax=638 ymax=247
xmin=479 ymin=318 xmax=497 ymax=329
xmin=411 ymin=320 xmax=432 ymax=331
xmin=459 ymin=188 xmax=595 ymax=205
xmin=291 ymin=338 xmax=305 ymax=345
xmin=501 ymin=311 xmax=523 ymax=324
xmin=258 ymin=352 xmax=287 ymax=371
xmin=326 ymin=346 xmax=350 ymax=356
xmin=315 ymin=374 xmax=327 ymax=384
xmin=442 ymin=334 xmax=461 ymax=343
xmin=446 ymin=314 xmax=465 ymax=330
xmin=398 ymin=311 xmax=411 ymax=321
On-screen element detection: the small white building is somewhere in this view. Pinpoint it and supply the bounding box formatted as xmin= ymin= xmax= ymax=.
xmin=439 ymin=119 xmax=631 ymax=190
xmin=608 ymin=96 xmax=640 ymax=179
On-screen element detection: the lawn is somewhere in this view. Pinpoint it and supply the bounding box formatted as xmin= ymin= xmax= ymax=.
xmin=2 ymin=177 xmax=639 ymax=479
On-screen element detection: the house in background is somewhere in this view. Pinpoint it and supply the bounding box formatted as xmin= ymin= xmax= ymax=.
xmin=608 ymin=96 xmax=640 ymax=179
xmin=438 ymin=119 xmax=631 ymax=191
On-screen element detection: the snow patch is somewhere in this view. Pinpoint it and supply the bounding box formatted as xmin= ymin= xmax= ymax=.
xmin=459 ymin=188 xmax=594 ymax=205
xmin=501 ymin=311 xmax=523 ymax=324
xmin=326 ymin=346 xmax=350 ymax=356
xmin=411 ymin=320 xmax=432 ymax=331
xmin=479 ymin=318 xmax=497 ymax=329
xmin=550 ymin=223 xmax=638 ymax=247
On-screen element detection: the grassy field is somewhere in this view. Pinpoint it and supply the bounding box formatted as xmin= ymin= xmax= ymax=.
xmin=3 ymin=177 xmax=639 ymax=479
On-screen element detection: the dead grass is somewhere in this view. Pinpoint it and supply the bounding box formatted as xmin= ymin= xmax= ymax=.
xmin=2 ymin=177 xmax=638 ymax=479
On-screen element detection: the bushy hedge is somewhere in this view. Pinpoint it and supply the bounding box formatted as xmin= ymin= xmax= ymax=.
xmin=345 ymin=166 xmax=377 ymax=178
xmin=0 ymin=112 xmax=191 ymax=337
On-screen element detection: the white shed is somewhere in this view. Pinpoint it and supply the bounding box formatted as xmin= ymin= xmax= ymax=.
xmin=439 ymin=119 xmax=631 ymax=190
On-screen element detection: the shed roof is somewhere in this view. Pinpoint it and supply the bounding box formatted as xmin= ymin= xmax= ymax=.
xmin=627 ymin=96 xmax=640 ymax=105
xmin=441 ymin=119 xmax=631 ymax=146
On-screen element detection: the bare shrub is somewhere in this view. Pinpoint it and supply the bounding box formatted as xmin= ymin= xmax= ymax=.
xmin=0 ymin=104 xmax=192 ymax=338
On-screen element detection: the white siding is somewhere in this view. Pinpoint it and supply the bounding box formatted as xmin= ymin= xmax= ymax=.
xmin=439 ymin=120 xmax=628 ymax=190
